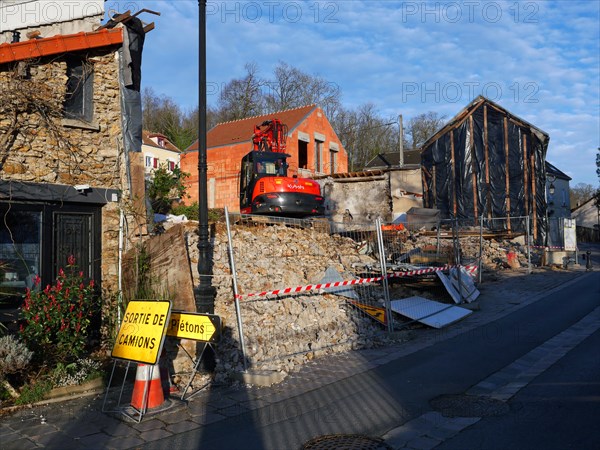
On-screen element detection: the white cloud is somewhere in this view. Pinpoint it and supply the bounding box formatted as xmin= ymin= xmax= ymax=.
xmin=118 ymin=1 xmax=599 ymax=185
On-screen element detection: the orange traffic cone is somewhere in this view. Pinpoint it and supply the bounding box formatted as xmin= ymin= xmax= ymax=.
xmin=131 ymin=364 xmax=164 ymax=410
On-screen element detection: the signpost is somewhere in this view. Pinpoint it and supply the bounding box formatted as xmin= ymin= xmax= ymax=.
xmin=104 ymin=300 xmax=172 ymax=421
xmin=167 ymin=311 xmax=221 ymax=400
xmin=111 ymin=300 xmax=172 ymax=364
xmin=103 ymin=301 xmax=222 ymax=416
xmin=166 ymin=311 xmax=220 ymax=342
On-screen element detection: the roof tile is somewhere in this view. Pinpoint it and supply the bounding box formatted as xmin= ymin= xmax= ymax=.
xmin=187 ymin=104 xmax=316 ymax=151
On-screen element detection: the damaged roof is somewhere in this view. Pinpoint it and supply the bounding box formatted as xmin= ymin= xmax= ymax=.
xmin=186 ymin=104 xmax=318 ymax=151
xmin=0 ymin=28 xmax=123 ymax=65
xmin=420 ymin=95 xmax=549 ymax=151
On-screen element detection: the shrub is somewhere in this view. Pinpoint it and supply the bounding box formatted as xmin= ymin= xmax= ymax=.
xmin=20 ymin=255 xmax=98 ymax=363
xmin=0 ymin=335 xmax=32 ymax=378
xmin=171 ymin=204 xmax=225 ymax=222
xmin=51 ymin=358 xmax=103 ymax=387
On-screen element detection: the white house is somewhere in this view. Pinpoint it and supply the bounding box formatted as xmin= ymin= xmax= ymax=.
xmin=142 ymin=131 xmax=181 ymax=179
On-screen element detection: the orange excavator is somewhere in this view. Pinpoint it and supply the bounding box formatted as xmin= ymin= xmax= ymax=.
xmin=239 ymin=119 xmax=324 ymax=217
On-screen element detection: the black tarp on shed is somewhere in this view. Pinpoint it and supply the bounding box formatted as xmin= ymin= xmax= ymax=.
xmin=421 ymin=96 xmax=549 ymax=243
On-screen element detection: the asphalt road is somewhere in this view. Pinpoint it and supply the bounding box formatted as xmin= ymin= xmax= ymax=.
xmin=437 ymin=327 xmax=600 ymax=450
xmin=142 ymin=272 xmax=600 ymax=450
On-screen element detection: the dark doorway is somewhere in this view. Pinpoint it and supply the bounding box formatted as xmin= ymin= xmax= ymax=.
xmin=298 ymin=140 xmax=308 ymax=169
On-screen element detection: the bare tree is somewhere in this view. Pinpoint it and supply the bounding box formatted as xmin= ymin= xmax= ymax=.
xmin=570 ymin=182 xmax=597 ymax=208
xmin=405 ymin=111 xmax=447 ymax=150
xmin=216 ymin=62 xmax=265 ymax=122
xmin=332 ymin=104 xmax=401 ymax=171
xmin=264 ymin=61 xmax=341 ymax=118
xmin=142 ymin=87 xmax=206 ymax=150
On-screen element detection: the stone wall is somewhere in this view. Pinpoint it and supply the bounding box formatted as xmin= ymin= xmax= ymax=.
xmin=319 ymin=176 xmax=392 ymax=224
xmin=0 ymin=49 xmax=145 ymax=321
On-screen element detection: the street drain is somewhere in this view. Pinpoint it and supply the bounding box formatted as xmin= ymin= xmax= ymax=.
xmin=430 ymin=394 xmax=509 ymax=418
xmin=301 ymin=434 xmax=392 ymax=450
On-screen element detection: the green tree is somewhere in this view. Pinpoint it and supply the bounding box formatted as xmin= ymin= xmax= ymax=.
xmin=147 ymin=165 xmax=190 ymax=214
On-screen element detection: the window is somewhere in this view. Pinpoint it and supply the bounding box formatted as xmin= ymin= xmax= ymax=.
xmin=0 ymin=210 xmax=42 ymax=306
xmin=315 ymin=140 xmax=324 ymax=173
xmin=145 ymin=156 xmax=153 ymax=167
xmin=329 ymin=149 xmax=337 ymax=174
xmin=64 ymin=56 xmax=94 ymax=122
xmin=168 ymin=160 xmax=176 ymax=171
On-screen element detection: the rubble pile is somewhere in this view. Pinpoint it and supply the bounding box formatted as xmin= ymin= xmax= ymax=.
xmin=184 ymin=222 xmax=539 ymax=383
xmin=186 ymin=223 xmax=385 ymax=382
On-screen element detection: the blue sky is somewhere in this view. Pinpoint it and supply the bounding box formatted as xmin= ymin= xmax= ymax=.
xmin=105 ymin=1 xmax=600 ymax=186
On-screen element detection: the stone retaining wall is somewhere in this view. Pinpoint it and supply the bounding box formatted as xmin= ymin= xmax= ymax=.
xmin=184 ymin=222 xmax=386 ymax=383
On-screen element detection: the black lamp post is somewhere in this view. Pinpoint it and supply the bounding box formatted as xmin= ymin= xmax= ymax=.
xmin=196 ymin=1 xmax=215 ymax=314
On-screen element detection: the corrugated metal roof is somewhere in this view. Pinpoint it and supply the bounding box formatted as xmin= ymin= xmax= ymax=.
xmin=186 ymin=104 xmax=317 ymax=152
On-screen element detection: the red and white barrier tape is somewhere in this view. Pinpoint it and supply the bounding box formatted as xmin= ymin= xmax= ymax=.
xmin=236 ymin=264 xmax=477 ymax=300
xmin=530 ymin=245 xmax=564 ymax=250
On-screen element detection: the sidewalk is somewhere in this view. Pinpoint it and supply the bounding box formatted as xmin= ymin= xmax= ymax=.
xmin=0 ymin=265 xmax=594 ymax=450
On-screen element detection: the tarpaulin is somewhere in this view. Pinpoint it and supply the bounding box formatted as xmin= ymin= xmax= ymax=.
xmin=421 ymin=96 xmax=549 ymax=244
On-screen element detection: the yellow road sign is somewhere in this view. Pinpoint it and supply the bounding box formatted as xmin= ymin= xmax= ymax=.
xmin=349 ymin=300 xmax=387 ymax=325
xmin=166 ymin=312 xmax=221 ymax=342
xmin=111 ymin=301 xmax=171 ymax=364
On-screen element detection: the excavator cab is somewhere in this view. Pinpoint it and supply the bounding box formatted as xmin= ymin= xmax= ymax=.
xmin=239 ymin=150 xmax=323 ymax=216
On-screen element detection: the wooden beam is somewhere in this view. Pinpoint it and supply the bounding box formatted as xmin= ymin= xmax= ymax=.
xmin=469 ymin=115 xmax=478 ymax=223
xmin=422 ymin=168 xmax=429 ymax=207
xmin=504 ymin=117 xmax=511 ymax=232
xmin=450 ymin=129 xmax=457 ymax=217
xmin=433 ymin=165 xmax=437 ymax=208
xmin=531 ymin=153 xmax=537 ymax=239
xmin=523 ymin=134 xmax=529 ymax=218
xmin=484 ymin=105 xmax=491 ymax=219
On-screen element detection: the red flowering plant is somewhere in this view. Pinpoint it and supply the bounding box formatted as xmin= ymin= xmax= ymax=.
xmin=20 ymin=255 xmax=98 ymax=363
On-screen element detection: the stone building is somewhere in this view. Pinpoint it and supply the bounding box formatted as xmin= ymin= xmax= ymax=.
xmin=180 ymin=105 xmax=348 ymax=212
xmin=0 ymin=12 xmax=150 ymax=316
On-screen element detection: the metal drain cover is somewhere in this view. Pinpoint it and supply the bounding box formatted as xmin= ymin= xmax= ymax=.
xmin=430 ymin=394 xmax=509 ymax=418
xmin=301 ymin=434 xmax=392 ymax=450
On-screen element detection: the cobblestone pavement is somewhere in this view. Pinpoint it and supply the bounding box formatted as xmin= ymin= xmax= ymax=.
xmin=0 ymin=263 xmax=596 ymax=450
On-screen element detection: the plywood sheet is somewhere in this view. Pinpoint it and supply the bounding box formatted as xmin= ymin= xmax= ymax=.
xmin=391 ymin=296 xmax=472 ymax=328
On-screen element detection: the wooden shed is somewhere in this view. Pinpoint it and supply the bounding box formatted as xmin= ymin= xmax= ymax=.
xmin=420 ymin=96 xmax=549 ymax=242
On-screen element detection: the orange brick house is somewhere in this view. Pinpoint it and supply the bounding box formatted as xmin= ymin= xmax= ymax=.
xmin=180 ymin=105 xmax=348 ymax=211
